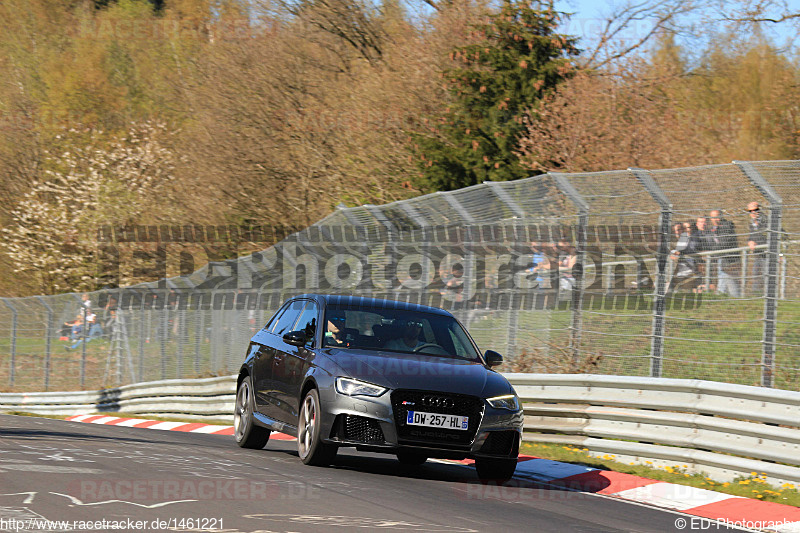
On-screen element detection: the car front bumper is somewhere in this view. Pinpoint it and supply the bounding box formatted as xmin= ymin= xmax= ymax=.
xmin=317 ymin=382 xmax=523 ymax=459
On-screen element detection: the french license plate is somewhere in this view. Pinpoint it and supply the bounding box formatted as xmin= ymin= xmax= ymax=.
xmin=406 ymin=410 xmax=468 ymax=431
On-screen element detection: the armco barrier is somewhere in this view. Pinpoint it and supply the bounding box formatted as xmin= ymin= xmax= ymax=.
xmin=2 ymin=373 xmax=799 ymax=486
xmin=509 ymin=373 xmax=800 ymax=486
xmin=0 ymin=375 xmax=236 ymax=423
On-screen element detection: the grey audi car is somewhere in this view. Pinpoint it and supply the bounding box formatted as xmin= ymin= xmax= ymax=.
xmin=234 ymin=294 xmax=523 ymax=480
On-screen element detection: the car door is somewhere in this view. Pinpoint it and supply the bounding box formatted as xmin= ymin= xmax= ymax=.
xmin=271 ymin=300 xmax=320 ymax=426
xmin=250 ymin=302 xmax=289 ymax=411
xmin=257 ymin=300 xmax=304 ymax=419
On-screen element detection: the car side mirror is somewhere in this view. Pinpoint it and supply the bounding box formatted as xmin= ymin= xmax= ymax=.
xmin=484 ymin=350 xmax=503 ymax=368
xmin=283 ymin=330 xmax=306 ymax=347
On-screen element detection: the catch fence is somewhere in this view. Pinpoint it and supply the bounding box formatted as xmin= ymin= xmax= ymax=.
xmin=1 ymin=160 xmax=798 ymax=392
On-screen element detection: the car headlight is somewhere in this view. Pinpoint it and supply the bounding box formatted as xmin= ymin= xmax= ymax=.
xmin=335 ymin=377 xmax=387 ymax=397
xmin=486 ymin=394 xmax=520 ymax=411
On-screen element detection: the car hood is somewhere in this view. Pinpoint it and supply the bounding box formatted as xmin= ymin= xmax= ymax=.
xmin=323 ymin=348 xmax=513 ymax=398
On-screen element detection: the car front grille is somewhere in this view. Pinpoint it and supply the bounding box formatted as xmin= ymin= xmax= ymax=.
xmin=391 ymin=389 xmax=483 ymax=448
xmin=343 ymin=415 xmax=385 ymax=444
xmin=478 ymin=430 xmax=518 ymax=456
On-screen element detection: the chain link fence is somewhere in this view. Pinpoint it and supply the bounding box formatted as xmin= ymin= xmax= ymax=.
xmin=1 ymin=160 xmax=798 ymax=392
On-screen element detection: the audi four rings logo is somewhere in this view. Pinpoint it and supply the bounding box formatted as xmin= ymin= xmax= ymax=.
xmin=421 ymin=396 xmax=454 ymax=409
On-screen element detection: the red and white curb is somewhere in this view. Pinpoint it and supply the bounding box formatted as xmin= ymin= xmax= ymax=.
xmin=508 ymin=458 xmax=800 ymax=533
xmin=66 ymin=414 xmax=800 ymax=531
xmin=65 ymin=414 xmax=296 ymax=440
xmin=66 ymin=414 xmax=237 ymax=435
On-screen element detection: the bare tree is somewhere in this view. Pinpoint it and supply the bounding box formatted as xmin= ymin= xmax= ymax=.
xmin=715 ymin=0 xmax=800 ymax=25
xmin=571 ymin=0 xmax=704 ymax=69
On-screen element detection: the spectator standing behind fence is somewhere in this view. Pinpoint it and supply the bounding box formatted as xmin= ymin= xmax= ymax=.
xmin=746 ymin=201 xmax=768 ymax=295
xmin=708 ymin=209 xmax=740 ymax=297
xmin=694 ymin=217 xmax=713 ymax=290
xmin=557 ymin=240 xmax=577 ymax=291
xmin=527 ymin=241 xmax=550 ymax=289
xmin=671 ymin=222 xmax=701 ymax=277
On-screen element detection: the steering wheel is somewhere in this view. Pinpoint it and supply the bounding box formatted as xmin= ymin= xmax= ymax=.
xmin=413 ymin=343 xmax=446 ymax=354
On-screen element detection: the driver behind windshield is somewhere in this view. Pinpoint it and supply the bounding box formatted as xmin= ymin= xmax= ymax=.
xmin=383 ymin=320 xmax=426 ymax=351
xmin=324 ymin=316 xmax=349 ymax=347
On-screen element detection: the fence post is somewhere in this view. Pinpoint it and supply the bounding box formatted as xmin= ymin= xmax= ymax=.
xmin=3 ymin=299 xmax=17 ymax=388
xmin=194 ymin=289 xmax=204 ymax=375
xmin=630 ymin=168 xmax=672 ymax=378
xmin=35 ymin=296 xmax=54 ymax=391
xmin=159 ymin=288 xmax=168 ymax=380
xmin=549 ymin=173 xmax=589 ymax=367
xmin=138 ymin=291 xmax=146 ymax=382
xmin=71 ymin=294 xmax=88 ymax=388
xmin=735 ymin=161 xmax=783 ymax=388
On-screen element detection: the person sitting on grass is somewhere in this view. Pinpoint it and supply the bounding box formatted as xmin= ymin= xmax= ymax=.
xmin=66 ymin=312 xmax=104 ymax=351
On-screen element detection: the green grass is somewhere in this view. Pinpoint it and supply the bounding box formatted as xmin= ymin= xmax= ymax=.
xmin=496 ymin=294 xmax=800 ymax=390
xmin=521 ymin=441 xmax=800 ymax=507
xmin=0 ymin=320 xmax=237 ymax=392
xmin=1 ymin=295 xmax=799 ymax=392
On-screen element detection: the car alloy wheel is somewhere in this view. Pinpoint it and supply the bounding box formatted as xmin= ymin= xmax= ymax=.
xmin=297 ymin=388 xmax=337 ymax=466
xmin=234 ymin=375 xmax=270 ymax=449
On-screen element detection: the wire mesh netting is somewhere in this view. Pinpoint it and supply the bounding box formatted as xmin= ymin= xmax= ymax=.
xmin=1 ymin=160 xmax=798 ymax=392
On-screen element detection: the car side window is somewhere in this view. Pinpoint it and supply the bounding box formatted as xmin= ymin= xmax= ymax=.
xmin=271 ymin=300 xmax=304 ymax=336
xmin=447 ymin=328 xmax=469 ymax=357
xmin=263 ymin=303 xmax=289 ymax=331
xmin=294 ymin=301 xmax=319 ymax=348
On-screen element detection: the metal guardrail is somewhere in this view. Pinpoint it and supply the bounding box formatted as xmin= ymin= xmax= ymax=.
xmin=509 ymin=373 xmax=800 ymax=486
xmin=0 ymin=375 xmax=236 ymax=423
xmin=2 ymin=373 xmax=799 ymax=486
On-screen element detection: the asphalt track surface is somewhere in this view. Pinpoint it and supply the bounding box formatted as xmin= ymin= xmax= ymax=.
xmin=0 ymin=415 xmax=724 ymax=533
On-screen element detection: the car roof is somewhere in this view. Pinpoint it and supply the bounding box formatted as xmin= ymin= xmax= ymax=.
xmin=294 ymin=294 xmax=453 ymax=317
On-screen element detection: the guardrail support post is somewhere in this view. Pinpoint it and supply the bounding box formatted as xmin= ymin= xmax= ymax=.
xmin=550 ymin=173 xmax=590 ymax=367
xmin=630 ymin=168 xmax=672 ymax=378
xmin=735 ymin=161 xmax=783 ymax=387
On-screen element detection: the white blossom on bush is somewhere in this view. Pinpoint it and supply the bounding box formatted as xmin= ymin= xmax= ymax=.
xmin=2 ymin=122 xmax=177 ymax=293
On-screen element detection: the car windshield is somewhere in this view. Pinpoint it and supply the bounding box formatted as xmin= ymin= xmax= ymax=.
xmin=322 ymin=304 xmax=481 ymax=361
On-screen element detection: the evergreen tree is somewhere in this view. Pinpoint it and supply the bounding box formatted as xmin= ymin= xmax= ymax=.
xmin=413 ymin=0 xmax=578 ymax=191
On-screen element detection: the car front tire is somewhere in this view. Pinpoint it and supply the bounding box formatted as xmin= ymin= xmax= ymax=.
xmin=234 ymin=375 xmax=271 ymax=449
xmin=297 ymin=388 xmax=337 ymax=466
xmin=475 ymin=457 xmax=517 ymax=482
